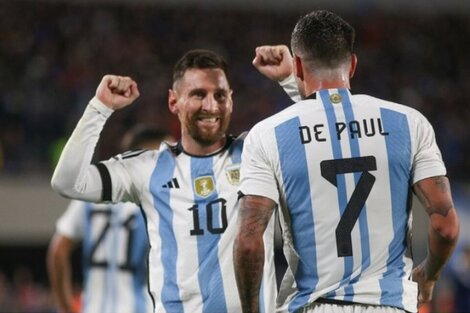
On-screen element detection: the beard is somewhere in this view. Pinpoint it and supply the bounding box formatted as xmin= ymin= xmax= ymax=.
xmin=185 ymin=114 xmax=231 ymax=146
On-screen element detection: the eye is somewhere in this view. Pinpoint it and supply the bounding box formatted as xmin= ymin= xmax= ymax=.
xmin=214 ymin=91 xmax=227 ymax=102
xmin=190 ymin=90 xmax=206 ymax=99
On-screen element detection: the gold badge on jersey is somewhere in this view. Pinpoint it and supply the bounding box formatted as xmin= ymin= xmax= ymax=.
xmin=194 ymin=176 xmax=215 ymax=198
xmin=225 ymin=164 xmax=240 ymax=185
xmin=329 ymin=93 xmax=342 ymax=104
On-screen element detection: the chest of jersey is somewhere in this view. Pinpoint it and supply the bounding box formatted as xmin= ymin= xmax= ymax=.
xmin=147 ymin=149 xmax=241 ymax=241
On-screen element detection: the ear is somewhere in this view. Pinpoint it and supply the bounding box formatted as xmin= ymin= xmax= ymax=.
xmin=168 ymin=89 xmax=178 ymax=114
xmin=349 ymin=54 xmax=357 ymax=78
xmin=293 ymin=55 xmax=304 ymax=81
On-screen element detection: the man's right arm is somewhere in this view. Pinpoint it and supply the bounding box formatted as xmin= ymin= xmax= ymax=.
xmin=47 ymin=233 xmax=78 ymax=313
xmin=252 ymin=45 xmax=301 ymax=102
xmin=412 ymin=175 xmax=459 ymax=305
xmin=51 ymin=75 xmax=139 ymax=202
xmin=234 ymin=195 xmax=276 ymax=313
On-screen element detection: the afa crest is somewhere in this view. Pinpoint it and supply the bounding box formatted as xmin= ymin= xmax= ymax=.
xmin=329 ymin=93 xmax=342 ymax=104
xmin=225 ymin=164 xmax=240 ymax=185
xmin=194 ymin=176 xmax=215 ymax=198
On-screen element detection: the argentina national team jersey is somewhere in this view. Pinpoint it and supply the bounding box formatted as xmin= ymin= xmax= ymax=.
xmin=239 ymin=88 xmax=446 ymax=313
xmin=99 ymin=136 xmax=277 ymax=313
xmin=56 ymin=200 xmax=152 ymax=313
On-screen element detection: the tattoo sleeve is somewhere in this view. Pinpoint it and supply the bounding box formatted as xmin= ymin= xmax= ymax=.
xmin=414 ymin=176 xmax=454 ymax=217
xmin=413 ymin=175 xmax=459 ymax=281
xmin=234 ymin=195 xmax=275 ymax=313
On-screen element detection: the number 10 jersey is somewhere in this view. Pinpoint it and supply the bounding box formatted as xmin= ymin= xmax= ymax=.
xmin=100 ymin=136 xmax=277 ymax=313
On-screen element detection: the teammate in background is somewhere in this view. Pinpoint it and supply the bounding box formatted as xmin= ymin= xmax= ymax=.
xmin=234 ymin=10 xmax=460 ymax=313
xmin=47 ymin=125 xmax=173 ymax=313
xmin=50 ymin=49 xmax=284 ymax=313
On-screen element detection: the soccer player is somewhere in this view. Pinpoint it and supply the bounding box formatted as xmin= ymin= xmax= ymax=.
xmin=47 ymin=125 xmax=172 ymax=313
xmin=234 ymin=10 xmax=460 ymax=313
xmin=50 ymin=50 xmax=280 ymax=313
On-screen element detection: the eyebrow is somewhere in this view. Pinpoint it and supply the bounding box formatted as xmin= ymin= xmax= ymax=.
xmin=189 ymin=88 xmax=228 ymax=94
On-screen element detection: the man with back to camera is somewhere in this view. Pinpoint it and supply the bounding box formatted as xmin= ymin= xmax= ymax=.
xmin=50 ymin=48 xmax=296 ymax=313
xmin=234 ymin=10 xmax=460 ymax=313
xmin=47 ymin=125 xmax=173 ymax=313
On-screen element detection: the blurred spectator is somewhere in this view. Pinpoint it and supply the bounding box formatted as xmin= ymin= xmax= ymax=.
xmin=448 ymin=245 xmax=470 ymax=312
xmin=0 ymin=267 xmax=55 ymax=313
xmin=0 ymin=1 xmax=470 ymax=312
xmin=1 ymin=2 xmax=469 ymax=180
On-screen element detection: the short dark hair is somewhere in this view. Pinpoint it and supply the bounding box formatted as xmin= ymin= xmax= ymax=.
xmin=122 ymin=125 xmax=171 ymax=151
xmin=291 ymin=10 xmax=355 ymax=68
xmin=172 ymin=49 xmax=229 ymax=85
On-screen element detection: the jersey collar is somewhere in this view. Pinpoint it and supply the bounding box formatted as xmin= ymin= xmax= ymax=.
xmin=170 ymin=135 xmax=235 ymax=158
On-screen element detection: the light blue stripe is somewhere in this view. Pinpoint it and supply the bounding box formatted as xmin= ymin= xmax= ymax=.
xmin=259 ymin=278 xmax=265 ymax=313
xmin=339 ymin=88 xmax=372 ymax=301
xmin=190 ymin=157 xmax=227 ymax=313
xmin=133 ymin=210 xmax=149 ymax=313
xmin=229 ymin=136 xmax=244 ymax=164
xmin=83 ymin=202 xmax=93 ymax=313
xmin=379 ymin=108 xmax=411 ymax=309
xmin=319 ymin=90 xmax=353 ymax=299
xmin=109 ymin=205 xmax=119 ymax=313
xmin=274 ymin=117 xmax=318 ymax=313
xmin=149 ymin=150 xmax=184 ymax=313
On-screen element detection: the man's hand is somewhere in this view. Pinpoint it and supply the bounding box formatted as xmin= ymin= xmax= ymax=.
xmin=252 ymin=45 xmax=293 ymax=82
xmin=412 ymin=262 xmax=436 ymax=305
xmin=96 ymin=75 xmax=140 ymax=110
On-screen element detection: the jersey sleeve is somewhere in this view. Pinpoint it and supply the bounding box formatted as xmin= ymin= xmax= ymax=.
xmin=239 ymin=125 xmax=280 ymax=203
xmin=97 ymin=150 xmax=154 ymax=204
xmin=56 ymin=200 xmax=85 ymax=240
xmin=279 ymin=74 xmax=301 ymax=103
xmin=51 ymin=97 xmax=113 ymax=202
xmin=411 ymin=112 xmax=447 ymax=184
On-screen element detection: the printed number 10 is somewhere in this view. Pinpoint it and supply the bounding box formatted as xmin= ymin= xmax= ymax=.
xmin=188 ymin=198 xmax=228 ymax=236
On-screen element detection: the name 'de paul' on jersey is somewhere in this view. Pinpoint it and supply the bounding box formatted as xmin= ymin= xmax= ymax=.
xmin=299 ymin=117 xmax=389 ymax=144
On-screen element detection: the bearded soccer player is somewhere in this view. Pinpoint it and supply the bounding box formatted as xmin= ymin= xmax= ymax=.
xmin=51 ymin=49 xmax=284 ymax=313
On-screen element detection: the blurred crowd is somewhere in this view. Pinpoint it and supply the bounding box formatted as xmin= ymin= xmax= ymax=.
xmin=0 ymin=268 xmax=55 ymax=313
xmin=1 ymin=1 xmax=470 ymax=312
xmin=1 ymin=2 xmax=470 ymax=179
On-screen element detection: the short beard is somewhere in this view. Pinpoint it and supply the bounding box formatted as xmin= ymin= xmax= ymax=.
xmin=186 ymin=116 xmax=230 ymax=147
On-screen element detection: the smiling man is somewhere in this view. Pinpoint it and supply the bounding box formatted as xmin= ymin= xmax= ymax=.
xmin=51 ymin=50 xmax=279 ymax=313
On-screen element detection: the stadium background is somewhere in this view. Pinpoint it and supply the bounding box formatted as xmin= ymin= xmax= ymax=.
xmin=1 ymin=0 xmax=470 ymax=311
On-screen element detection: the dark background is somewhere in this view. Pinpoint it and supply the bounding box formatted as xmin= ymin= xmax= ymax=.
xmin=1 ymin=1 xmax=470 ymax=312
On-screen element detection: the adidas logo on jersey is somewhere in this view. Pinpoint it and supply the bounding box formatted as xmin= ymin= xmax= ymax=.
xmin=162 ymin=178 xmax=180 ymax=189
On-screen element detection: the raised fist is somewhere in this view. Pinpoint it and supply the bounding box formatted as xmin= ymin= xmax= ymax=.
xmin=252 ymin=45 xmax=293 ymax=82
xmin=95 ymin=75 xmax=140 ymax=110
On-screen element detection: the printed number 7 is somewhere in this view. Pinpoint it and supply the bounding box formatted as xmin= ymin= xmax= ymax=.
xmin=320 ymin=156 xmax=377 ymax=257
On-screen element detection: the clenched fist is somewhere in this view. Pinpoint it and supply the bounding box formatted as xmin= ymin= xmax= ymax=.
xmin=96 ymin=75 xmax=140 ymax=110
xmin=252 ymin=45 xmax=293 ymax=82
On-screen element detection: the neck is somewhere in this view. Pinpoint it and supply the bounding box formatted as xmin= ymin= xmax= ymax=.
xmin=180 ymin=134 xmax=227 ymax=156
xmin=303 ymin=70 xmax=351 ymax=96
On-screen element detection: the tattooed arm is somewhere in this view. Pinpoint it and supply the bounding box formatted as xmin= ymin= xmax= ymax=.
xmin=234 ymin=195 xmax=276 ymax=313
xmin=412 ymin=176 xmax=459 ymax=305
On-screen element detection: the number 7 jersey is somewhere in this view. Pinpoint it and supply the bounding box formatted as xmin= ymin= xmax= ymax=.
xmin=239 ymin=88 xmax=446 ymax=313
xmin=99 ymin=135 xmax=277 ymax=313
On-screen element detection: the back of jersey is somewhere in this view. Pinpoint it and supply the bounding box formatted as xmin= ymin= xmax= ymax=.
xmin=240 ymin=88 xmax=446 ymax=313
xmin=81 ymin=202 xmax=152 ymax=313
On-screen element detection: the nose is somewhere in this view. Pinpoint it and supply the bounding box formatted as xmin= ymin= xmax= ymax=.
xmin=201 ymin=95 xmax=218 ymax=112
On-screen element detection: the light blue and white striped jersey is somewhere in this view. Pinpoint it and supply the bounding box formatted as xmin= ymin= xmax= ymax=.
xmin=56 ymin=200 xmax=152 ymax=313
xmin=239 ymin=88 xmax=446 ymax=313
xmin=99 ymin=136 xmax=277 ymax=313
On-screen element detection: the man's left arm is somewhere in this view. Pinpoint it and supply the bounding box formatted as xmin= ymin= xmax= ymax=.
xmin=234 ymin=194 xmax=276 ymax=313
